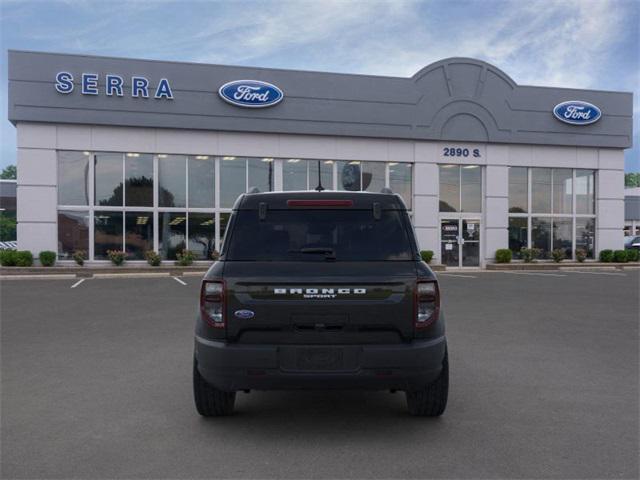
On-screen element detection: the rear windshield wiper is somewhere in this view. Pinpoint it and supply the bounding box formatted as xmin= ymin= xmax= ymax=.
xmin=292 ymin=247 xmax=337 ymax=260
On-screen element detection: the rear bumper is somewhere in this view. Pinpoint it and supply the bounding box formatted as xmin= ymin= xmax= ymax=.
xmin=194 ymin=336 xmax=446 ymax=392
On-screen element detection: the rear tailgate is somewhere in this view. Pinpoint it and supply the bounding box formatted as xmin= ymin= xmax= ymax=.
xmin=223 ymin=262 xmax=416 ymax=344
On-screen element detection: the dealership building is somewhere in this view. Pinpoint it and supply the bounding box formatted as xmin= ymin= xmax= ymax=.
xmin=7 ymin=50 xmax=633 ymax=267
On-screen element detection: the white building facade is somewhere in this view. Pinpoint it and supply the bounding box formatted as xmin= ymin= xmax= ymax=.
xmin=8 ymin=51 xmax=633 ymax=267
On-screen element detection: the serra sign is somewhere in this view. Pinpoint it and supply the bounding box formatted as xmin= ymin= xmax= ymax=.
xmin=218 ymin=80 xmax=284 ymax=108
xmin=55 ymin=72 xmax=174 ymax=99
xmin=553 ymin=101 xmax=601 ymax=125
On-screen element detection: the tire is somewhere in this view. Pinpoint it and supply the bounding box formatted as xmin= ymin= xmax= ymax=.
xmin=406 ymin=347 xmax=449 ymax=417
xmin=193 ymin=359 xmax=236 ymax=417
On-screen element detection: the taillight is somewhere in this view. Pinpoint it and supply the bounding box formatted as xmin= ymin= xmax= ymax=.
xmin=415 ymin=280 xmax=439 ymax=328
xmin=200 ymin=280 xmax=225 ymax=328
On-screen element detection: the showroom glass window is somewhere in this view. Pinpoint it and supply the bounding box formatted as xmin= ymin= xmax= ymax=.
xmin=158 ymin=155 xmax=186 ymax=208
xmin=389 ymin=163 xmax=412 ymax=209
xmin=507 ymin=168 xmax=596 ymax=260
xmin=56 ymin=152 xmax=413 ymax=262
xmin=124 ymin=153 xmax=153 ymax=207
xmin=309 ymin=160 xmax=334 ymax=191
xmin=94 ymin=153 xmax=123 ymax=206
xmin=439 ymin=165 xmax=482 ymax=213
xmin=58 ymin=210 xmax=89 ymax=259
xmin=58 ymin=151 xmax=90 ymax=206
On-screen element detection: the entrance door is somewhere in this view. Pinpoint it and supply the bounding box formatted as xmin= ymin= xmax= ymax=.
xmin=440 ymin=219 xmax=460 ymax=267
xmin=440 ymin=218 xmax=480 ymax=268
xmin=461 ymin=219 xmax=480 ymax=267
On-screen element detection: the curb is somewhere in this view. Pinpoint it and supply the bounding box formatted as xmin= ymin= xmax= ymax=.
xmin=486 ymin=262 xmax=638 ymax=271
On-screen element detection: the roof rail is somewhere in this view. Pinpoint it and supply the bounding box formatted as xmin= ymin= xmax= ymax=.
xmin=380 ymin=187 xmax=393 ymax=194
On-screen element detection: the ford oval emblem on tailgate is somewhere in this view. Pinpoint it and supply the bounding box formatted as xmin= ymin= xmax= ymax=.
xmin=234 ymin=309 xmax=255 ymax=319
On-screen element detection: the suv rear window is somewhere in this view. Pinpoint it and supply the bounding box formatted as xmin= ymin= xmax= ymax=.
xmin=225 ymin=209 xmax=415 ymax=261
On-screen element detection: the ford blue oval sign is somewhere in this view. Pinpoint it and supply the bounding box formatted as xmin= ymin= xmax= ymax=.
xmin=234 ymin=309 xmax=255 ymax=319
xmin=219 ymin=80 xmax=284 ymax=108
xmin=553 ymin=100 xmax=601 ymax=125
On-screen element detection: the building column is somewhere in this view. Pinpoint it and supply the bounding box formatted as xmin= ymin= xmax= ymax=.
xmin=484 ymin=165 xmax=509 ymax=264
xmin=16 ymin=123 xmax=58 ymax=256
xmin=596 ymin=149 xmax=625 ymax=253
xmin=413 ymin=144 xmax=440 ymax=262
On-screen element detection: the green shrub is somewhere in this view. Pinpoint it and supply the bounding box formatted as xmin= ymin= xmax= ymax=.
xmin=626 ymin=249 xmax=639 ymax=262
xmin=107 ymin=250 xmax=127 ymax=266
xmin=420 ymin=250 xmax=434 ymax=264
xmin=15 ymin=250 xmax=34 ymax=267
xmin=211 ymin=250 xmax=220 ymax=261
xmin=495 ymin=249 xmax=512 ymax=263
xmin=599 ymin=249 xmax=614 ymax=262
xmin=613 ymin=250 xmax=628 ymax=263
xmin=575 ymin=249 xmax=587 ymax=263
xmin=0 ymin=249 xmax=18 ymax=266
xmin=144 ymin=250 xmax=161 ymax=266
xmin=551 ymin=249 xmax=565 ymax=263
xmin=175 ymin=249 xmax=195 ymax=266
xmin=39 ymin=250 xmax=56 ymax=267
xmin=73 ymin=250 xmax=87 ymax=266
xmin=520 ymin=248 xmax=533 ymax=263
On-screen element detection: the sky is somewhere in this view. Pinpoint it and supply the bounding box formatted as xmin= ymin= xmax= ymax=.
xmin=0 ymin=0 xmax=638 ymax=172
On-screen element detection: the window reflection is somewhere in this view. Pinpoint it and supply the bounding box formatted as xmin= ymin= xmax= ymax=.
xmin=552 ymin=169 xmax=572 ymax=214
xmin=283 ymin=159 xmax=307 ymax=191
xmin=508 ymin=167 xmax=528 ymax=213
xmin=189 ymin=156 xmax=215 ymax=208
xmin=58 ymin=210 xmax=89 ymax=259
xmin=508 ymin=217 xmax=527 ymax=258
xmin=125 ymin=212 xmax=153 ymax=260
xmin=389 ymin=163 xmax=412 ymax=209
xmin=95 ymin=153 xmax=123 ymax=206
xmin=531 ymin=168 xmax=552 ymax=213
xmin=220 ymin=157 xmax=246 ymax=208
xmin=362 ymin=162 xmax=385 ymax=193
xmin=188 ymin=213 xmax=215 ymax=259
xmin=248 ymin=158 xmax=273 ymax=193
xmin=338 ymin=161 xmax=361 ymax=191
xmin=439 ymin=165 xmax=459 ymax=212
xmin=159 ymin=212 xmax=186 ymax=260
xmin=461 ymin=165 xmax=481 ymax=212
xmin=576 ymin=218 xmax=595 ymax=258
xmin=576 ymin=170 xmax=595 ymax=214
xmin=125 ymin=153 xmax=153 ymax=207
xmin=94 ymin=211 xmax=123 ymax=259
xmin=158 ymin=155 xmax=186 ymax=207
xmin=309 ymin=160 xmax=334 ymax=190
xmin=58 ymin=151 xmax=90 ymax=205
xmin=552 ymin=217 xmax=572 ymax=258
xmin=531 ymin=217 xmax=551 ymax=259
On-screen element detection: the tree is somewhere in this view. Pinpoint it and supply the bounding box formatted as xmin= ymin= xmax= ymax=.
xmin=625 ymin=173 xmax=640 ymax=188
xmin=1 ymin=165 xmax=16 ymax=179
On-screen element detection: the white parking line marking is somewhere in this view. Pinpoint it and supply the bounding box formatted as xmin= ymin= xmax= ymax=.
xmin=70 ymin=278 xmax=85 ymax=288
xmin=172 ymin=276 xmax=187 ymax=286
xmin=568 ymin=270 xmax=626 ymax=276
xmin=500 ymin=271 xmax=567 ymax=277
xmin=439 ymin=274 xmax=477 ymax=278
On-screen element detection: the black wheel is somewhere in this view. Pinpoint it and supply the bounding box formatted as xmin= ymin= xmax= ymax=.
xmin=193 ymin=359 xmax=236 ymax=417
xmin=406 ymin=347 xmax=448 ymax=417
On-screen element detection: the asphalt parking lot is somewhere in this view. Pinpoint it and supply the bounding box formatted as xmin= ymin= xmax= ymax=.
xmin=1 ymin=270 xmax=638 ymax=479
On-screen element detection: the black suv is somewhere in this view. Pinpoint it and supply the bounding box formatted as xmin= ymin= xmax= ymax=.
xmin=193 ymin=191 xmax=448 ymax=416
